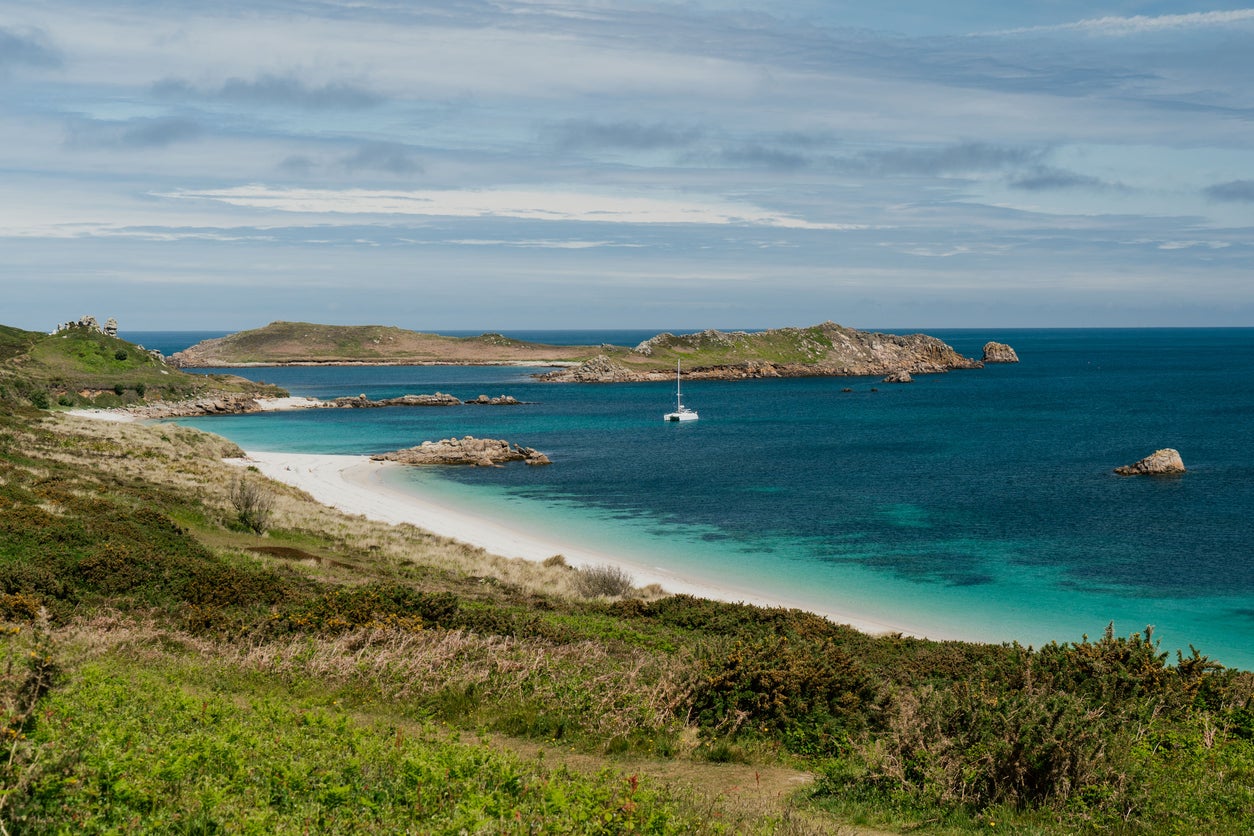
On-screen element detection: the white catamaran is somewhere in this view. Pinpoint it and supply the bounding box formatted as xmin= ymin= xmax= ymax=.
xmin=663 ymin=360 xmax=698 ymax=422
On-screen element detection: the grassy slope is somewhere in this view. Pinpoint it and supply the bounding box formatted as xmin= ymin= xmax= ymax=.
xmin=0 ymin=324 xmax=285 ymax=409
xmin=0 ymin=408 xmax=1250 ymax=833
xmin=627 ymin=326 xmax=834 ymax=367
xmin=176 ymin=321 xmax=619 ymax=365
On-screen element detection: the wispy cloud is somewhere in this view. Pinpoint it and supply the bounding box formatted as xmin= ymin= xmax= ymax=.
xmin=340 ymin=143 xmax=424 ymax=176
xmin=547 ymin=120 xmax=703 ymax=151
xmin=1204 ymin=180 xmax=1254 ymax=202
xmin=1009 ymin=166 xmax=1126 ymax=192
xmin=0 ymin=26 xmax=61 ymax=74
xmin=66 ymin=117 xmax=204 ymax=149
xmin=158 ymin=185 xmax=866 ymax=229
xmin=152 ymin=74 xmax=383 ymax=110
xmin=859 ymin=143 xmax=1045 ymax=176
xmin=988 ymin=9 xmax=1254 ymax=37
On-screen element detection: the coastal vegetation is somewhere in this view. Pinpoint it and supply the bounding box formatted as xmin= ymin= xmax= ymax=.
xmin=0 ymin=323 xmax=283 ymax=411
xmin=0 ymin=329 xmax=1250 ymax=833
xmin=167 ymin=321 xmax=612 ymax=368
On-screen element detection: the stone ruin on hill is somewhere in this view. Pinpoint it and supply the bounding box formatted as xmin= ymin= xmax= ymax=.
xmin=54 ymin=315 xmax=118 ymax=337
xmin=52 ymin=315 xmax=164 ymax=361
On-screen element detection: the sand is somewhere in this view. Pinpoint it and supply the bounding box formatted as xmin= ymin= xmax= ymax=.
xmin=233 ymin=451 xmax=919 ymax=637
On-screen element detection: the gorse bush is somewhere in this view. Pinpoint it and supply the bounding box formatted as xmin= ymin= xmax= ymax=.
xmin=574 ymin=563 xmax=634 ymax=598
xmin=229 ymin=475 xmax=275 ymax=534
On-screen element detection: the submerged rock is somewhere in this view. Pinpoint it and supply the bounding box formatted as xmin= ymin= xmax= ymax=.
xmin=1114 ymin=448 xmax=1185 ymax=476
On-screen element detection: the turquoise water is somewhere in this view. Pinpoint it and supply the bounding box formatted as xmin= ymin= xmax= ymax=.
xmin=169 ymin=329 xmax=1254 ymax=669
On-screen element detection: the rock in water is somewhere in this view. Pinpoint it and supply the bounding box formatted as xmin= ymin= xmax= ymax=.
xmin=372 ymin=436 xmax=551 ymax=467
xmin=882 ymin=370 xmax=913 ymax=383
xmin=1114 ymin=448 xmax=1185 ymax=476
xmin=982 ymin=342 xmax=1020 ymax=363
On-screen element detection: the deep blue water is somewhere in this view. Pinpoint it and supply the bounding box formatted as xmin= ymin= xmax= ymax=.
xmin=168 ymin=329 xmax=1254 ymax=668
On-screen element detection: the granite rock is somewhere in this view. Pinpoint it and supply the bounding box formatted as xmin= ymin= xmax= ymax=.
xmin=982 ymin=342 xmax=1020 ymax=363
xmin=1114 ymin=448 xmax=1185 ymax=476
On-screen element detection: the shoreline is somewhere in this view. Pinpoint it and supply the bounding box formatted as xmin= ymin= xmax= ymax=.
xmin=235 ymin=450 xmax=923 ymax=639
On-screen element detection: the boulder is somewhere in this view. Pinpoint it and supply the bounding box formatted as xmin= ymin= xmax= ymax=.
xmin=982 ymin=342 xmax=1020 ymax=363
xmin=1114 ymin=448 xmax=1185 ymax=476
xmin=882 ymin=370 xmax=913 ymax=383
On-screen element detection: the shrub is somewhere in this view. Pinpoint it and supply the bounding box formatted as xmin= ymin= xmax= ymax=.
xmin=112 ymin=383 xmax=125 ymax=396
xmin=114 ymin=350 xmax=128 ymax=361
xmin=228 ymin=477 xmax=275 ymax=535
xmin=573 ymin=564 xmax=634 ymax=598
xmin=28 ymin=391 xmax=49 ymax=410
xmin=134 ymin=382 xmax=146 ymax=398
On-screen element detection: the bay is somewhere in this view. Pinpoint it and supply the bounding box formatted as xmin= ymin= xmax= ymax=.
xmin=170 ymin=328 xmax=1254 ymax=669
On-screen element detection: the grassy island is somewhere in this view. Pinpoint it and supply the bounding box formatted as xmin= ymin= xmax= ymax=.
xmin=0 ymin=328 xmax=1250 ymax=833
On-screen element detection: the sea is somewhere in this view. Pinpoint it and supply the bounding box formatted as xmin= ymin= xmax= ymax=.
xmin=126 ymin=329 xmax=1254 ymax=670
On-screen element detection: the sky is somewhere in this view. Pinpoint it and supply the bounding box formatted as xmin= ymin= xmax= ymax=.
xmin=1 ymin=1 xmax=1252 ymax=331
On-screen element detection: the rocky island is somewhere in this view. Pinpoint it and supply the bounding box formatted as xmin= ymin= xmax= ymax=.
xmin=1114 ymin=448 xmax=1186 ymax=476
xmin=372 ymin=436 xmax=551 ymax=467
xmin=170 ymin=320 xmax=1011 ymax=383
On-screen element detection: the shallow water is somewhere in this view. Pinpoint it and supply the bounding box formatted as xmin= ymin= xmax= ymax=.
xmin=169 ymin=328 xmax=1254 ymax=669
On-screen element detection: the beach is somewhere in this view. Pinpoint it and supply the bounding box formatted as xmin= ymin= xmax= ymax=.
xmin=233 ymin=450 xmax=920 ymax=638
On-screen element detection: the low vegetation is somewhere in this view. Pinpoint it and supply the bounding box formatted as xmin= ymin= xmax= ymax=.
xmin=0 ymin=323 xmax=283 ymax=411
xmin=0 ymin=397 xmax=1249 ymax=832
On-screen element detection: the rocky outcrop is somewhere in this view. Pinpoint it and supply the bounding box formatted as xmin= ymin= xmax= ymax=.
xmin=372 ymin=436 xmax=551 ymax=467
xmin=124 ymin=394 xmax=263 ymax=419
xmin=544 ymin=355 xmax=639 ymax=383
xmin=982 ymin=342 xmax=1020 ymax=363
xmin=332 ymin=393 xmax=461 ymax=408
xmin=466 ymin=394 xmax=522 ymax=405
xmin=882 ymin=370 xmax=913 ymax=383
xmin=1114 ymin=448 xmax=1185 ymax=476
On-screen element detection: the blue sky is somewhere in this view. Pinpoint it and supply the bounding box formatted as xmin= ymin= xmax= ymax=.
xmin=2 ymin=1 xmax=1252 ymax=330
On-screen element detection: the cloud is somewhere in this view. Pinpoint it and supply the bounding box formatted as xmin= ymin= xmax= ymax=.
xmin=989 ymin=9 xmax=1254 ymax=37
xmin=1009 ymin=166 xmax=1125 ymax=192
xmin=860 ymin=142 xmax=1045 ymax=176
xmin=547 ymin=120 xmax=703 ymax=151
xmin=152 ymin=74 xmax=382 ymax=109
xmin=1204 ymin=180 xmax=1254 ymax=203
xmin=340 ymin=143 xmax=424 ymax=175
xmin=66 ymin=117 xmax=204 ymax=149
xmin=157 ymin=184 xmax=867 ymax=229
xmin=0 ymin=27 xmax=61 ymax=74
xmin=714 ymin=144 xmax=812 ymax=170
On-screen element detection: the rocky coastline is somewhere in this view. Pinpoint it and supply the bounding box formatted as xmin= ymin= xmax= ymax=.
xmin=371 ymin=436 xmax=551 ymax=467
xmin=93 ymin=393 xmax=524 ymax=420
xmin=538 ymin=323 xmax=988 ymax=383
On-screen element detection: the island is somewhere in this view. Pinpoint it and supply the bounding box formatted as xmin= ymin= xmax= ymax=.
xmin=170 ymin=320 xmax=1003 ymax=382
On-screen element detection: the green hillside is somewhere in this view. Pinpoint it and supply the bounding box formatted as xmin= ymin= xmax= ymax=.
xmin=0 ymin=406 xmax=1249 ymax=833
xmin=0 ymin=323 xmax=284 ymax=409
xmin=169 ymin=320 xmax=614 ymax=366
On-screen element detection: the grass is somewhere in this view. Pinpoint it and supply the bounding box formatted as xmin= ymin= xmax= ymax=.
xmin=0 ymin=324 xmax=283 ymax=410
xmin=0 ymin=401 xmax=1250 ymax=833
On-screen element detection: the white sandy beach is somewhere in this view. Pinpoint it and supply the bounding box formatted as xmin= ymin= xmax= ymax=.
xmin=65 ymin=404 xmax=923 ymax=637
xmin=233 ymin=450 xmax=920 ymax=637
